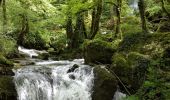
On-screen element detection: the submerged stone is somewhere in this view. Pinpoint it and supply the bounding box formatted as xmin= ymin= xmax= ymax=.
xmin=67 ymin=64 xmax=79 ymax=73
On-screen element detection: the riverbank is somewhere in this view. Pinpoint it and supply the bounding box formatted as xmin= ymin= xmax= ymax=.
xmin=1 ymin=32 xmax=170 ymax=100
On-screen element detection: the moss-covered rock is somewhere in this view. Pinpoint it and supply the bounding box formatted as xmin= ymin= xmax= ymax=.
xmin=0 ymin=54 xmax=14 ymax=67
xmin=92 ymin=66 xmax=117 ymax=100
xmin=0 ymin=76 xmax=17 ymax=100
xmin=0 ymin=54 xmax=14 ymax=75
xmin=111 ymin=52 xmax=150 ymax=93
xmin=37 ymin=53 xmax=49 ymax=60
xmin=84 ymin=39 xmax=116 ymax=64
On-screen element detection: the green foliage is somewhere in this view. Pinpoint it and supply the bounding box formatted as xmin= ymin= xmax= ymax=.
xmin=23 ymin=32 xmax=47 ymax=50
xmin=124 ymin=95 xmax=139 ymax=100
xmin=50 ymin=31 xmax=67 ymax=52
xmin=0 ymin=35 xmax=17 ymax=56
xmin=121 ymin=16 xmax=141 ymax=36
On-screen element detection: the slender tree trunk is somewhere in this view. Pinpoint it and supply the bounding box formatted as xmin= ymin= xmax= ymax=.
xmin=66 ymin=14 xmax=74 ymax=48
xmin=138 ymin=0 xmax=148 ymax=33
xmin=90 ymin=0 xmax=103 ymax=39
xmin=115 ymin=0 xmax=122 ymax=39
xmin=72 ymin=13 xmax=86 ymax=48
xmin=2 ymin=0 xmax=7 ymax=34
xmin=161 ymin=0 xmax=170 ymax=20
xmin=17 ymin=15 xmax=29 ymax=45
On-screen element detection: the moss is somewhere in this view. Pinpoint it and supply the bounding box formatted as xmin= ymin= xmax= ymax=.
xmin=37 ymin=53 xmax=49 ymax=60
xmin=0 ymin=76 xmax=17 ymax=100
xmin=84 ymin=39 xmax=116 ymax=64
xmin=94 ymin=33 xmax=113 ymax=42
xmin=50 ymin=47 xmax=83 ymax=60
xmin=111 ymin=52 xmax=150 ymax=94
xmin=112 ymin=53 xmax=128 ymax=68
xmin=0 ymin=54 xmax=13 ymax=67
xmin=92 ymin=66 xmax=117 ymax=100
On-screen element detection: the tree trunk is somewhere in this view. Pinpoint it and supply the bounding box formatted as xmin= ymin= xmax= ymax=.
xmin=90 ymin=0 xmax=103 ymax=39
xmin=115 ymin=0 xmax=122 ymax=39
xmin=71 ymin=13 xmax=86 ymax=48
xmin=2 ymin=0 xmax=7 ymax=34
xmin=138 ymin=0 xmax=148 ymax=33
xmin=17 ymin=15 xmax=29 ymax=45
xmin=161 ymin=0 xmax=170 ymax=20
xmin=66 ymin=14 xmax=74 ymax=48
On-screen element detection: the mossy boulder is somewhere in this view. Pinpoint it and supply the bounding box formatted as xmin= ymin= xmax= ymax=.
xmin=111 ymin=52 xmax=150 ymax=93
xmin=37 ymin=53 xmax=49 ymax=60
xmin=92 ymin=66 xmax=117 ymax=100
xmin=0 ymin=76 xmax=17 ymax=100
xmin=0 ymin=54 xmax=14 ymax=67
xmin=0 ymin=54 xmax=14 ymax=75
xmin=84 ymin=39 xmax=116 ymax=64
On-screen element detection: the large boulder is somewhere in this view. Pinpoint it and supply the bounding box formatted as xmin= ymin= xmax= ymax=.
xmin=92 ymin=66 xmax=117 ymax=100
xmin=0 ymin=76 xmax=17 ymax=100
xmin=84 ymin=39 xmax=116 ymax=64
xmin=111 ymin=52 xmax=150 ymax=93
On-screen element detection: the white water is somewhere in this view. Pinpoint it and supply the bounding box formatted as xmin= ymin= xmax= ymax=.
xmin=14 ymin=59 xmax=94 ymax=100
xmin=113 ymin=90 xmax=126 ymax=100
xmin=18 ymin=46 xmax=47 ymax=58
xmin=14 ymin=47 xmax=126 ymax=100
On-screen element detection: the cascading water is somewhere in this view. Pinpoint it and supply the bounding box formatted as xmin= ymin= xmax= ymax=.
xmin=14 ymin=59 xmax=94 ymax=100
xmin=14 ymin=46 xmax=126 ymax=100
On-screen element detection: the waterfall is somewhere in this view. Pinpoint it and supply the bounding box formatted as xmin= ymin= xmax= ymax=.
xmin=129 ymin=0 xmax=138 ymax=10
xmin=14 ymin=59 xmax=94 ymax=100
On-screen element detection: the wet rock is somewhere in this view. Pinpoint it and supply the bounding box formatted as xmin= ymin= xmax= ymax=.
xmin=0 ymin=76 xmax=17 ymax=100
xmin=92 ymin=66 xmax=117 ymax=100
xmin=67 ymin=64 xmax=79 ymax=73
xmin=37 ymin=53 xmax=49 ymax=60
xmin=0 ymin=66 xmax=15 ymax=76
xmin=69 ymin=74 xmax=76 ymax=80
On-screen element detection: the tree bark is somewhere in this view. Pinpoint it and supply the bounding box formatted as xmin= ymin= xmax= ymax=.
xmin=66 ymin=14 xmax=74 ymax=48
xmin=115 ymin=0 xmax=122 ymax=39
xmin=17 ymin=15 xmax=29 ymax=45
xmin=90 ymin=0 xmax=103 ymax=39
xmin=72 ymin=13 xmax=87 ymax=48
xmin=138 ymin=0 xmax=148 ymax=33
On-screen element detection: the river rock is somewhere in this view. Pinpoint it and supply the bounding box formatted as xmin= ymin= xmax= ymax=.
xmin=67 ymin=64 xmax=79 ymax=73
xmin=92 ymin=66 xmax=117 ymax=100
xmin=37 ymin=52 xmax=49 ymax=60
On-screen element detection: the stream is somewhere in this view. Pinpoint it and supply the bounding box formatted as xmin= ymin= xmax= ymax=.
xmin=13 ymin=46 xmax=126 ymax=100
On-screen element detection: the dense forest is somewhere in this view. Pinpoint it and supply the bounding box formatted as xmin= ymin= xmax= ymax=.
xmin=0 ymin=0 xmax=170 ymax=100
